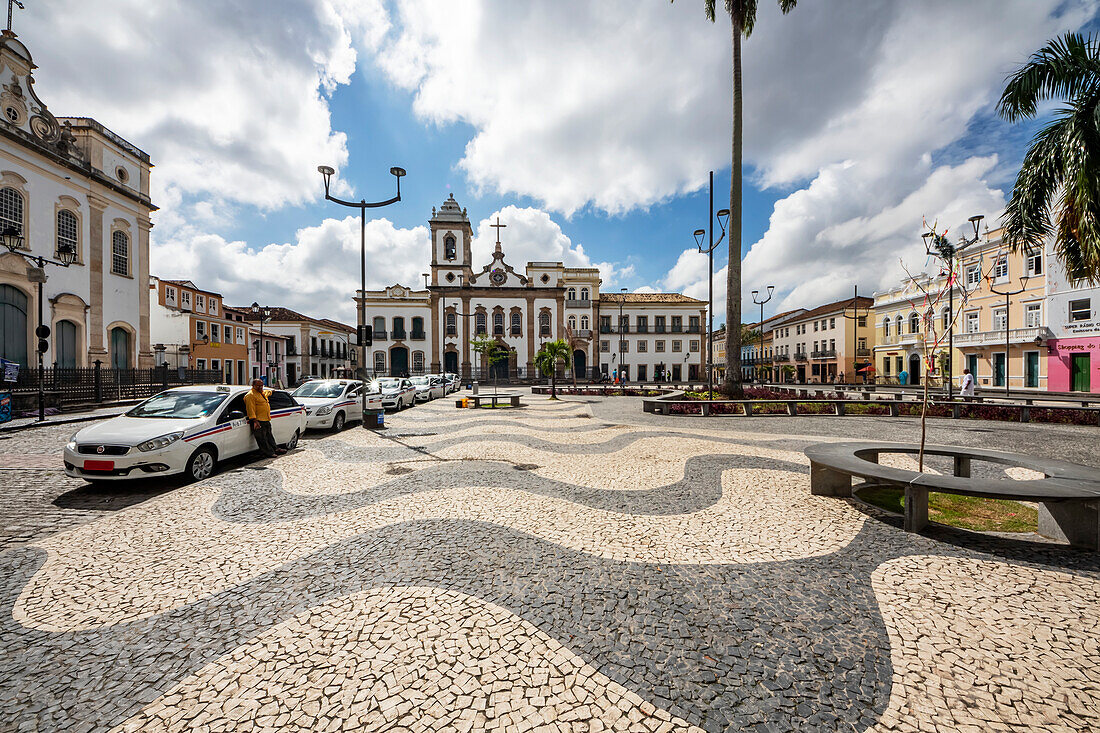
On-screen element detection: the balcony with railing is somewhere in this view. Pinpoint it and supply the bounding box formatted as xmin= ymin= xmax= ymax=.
xmin=856 ymin=347 xmax=871 ymax=357
xmin=445 ymin=326 xmax=456 ymax=336
xmin=392 ymin=329 xmax=407 ymax=340
xmin=811 ymin=349 xmax=837 ymax=359
xmin=510 ymin=326 xmax=522 ymax=336
xmin=565 ymin=299 xmax=592 ymax=309
xmin=773 ymin=353 xmax=790 ymax=362
xmin=574 ymin=329 xmax=592 ymax=339
xmin=954 ymin=326 xmax=1051 ymax=348
xmin=410 ymin=330 xmax=426 ymax=340
xmin=794 ymin=352 xmax=808 ymax=361
xmin=687 ymin=325 xmax=701 ymax=334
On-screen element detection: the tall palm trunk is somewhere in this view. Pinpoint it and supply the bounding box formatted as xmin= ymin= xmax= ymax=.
xmin=723 ymin=17 xmax=744 ymax=398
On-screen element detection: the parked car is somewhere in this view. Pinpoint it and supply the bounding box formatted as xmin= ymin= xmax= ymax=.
xmin=292 ymin=379 xmax=382 ymax=431
xmin=411 ymin=375 xmax=445 ymax=402
xmin=63 ymin=385 xmax=306 ymax=483
xmin=443 ymin=372 xmax=459 ymax=393
xmin=374 ymin=377 xmax=416 ymax=410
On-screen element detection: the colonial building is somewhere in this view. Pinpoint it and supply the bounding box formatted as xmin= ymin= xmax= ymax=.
xmin=150 ymin=278 xmax=249 ymax=383
xmin=770 ymin=296 xmax=874 ymax=383
xmin=740 ymin=309 xmax=806 ymax=382
xmin=359 ymin=194 xmax=706 ymax=381
xmin=872 ymin=272 xmax=958 ymax=386
xmin=236 ymin=306 xmax=353 ymax=384
xmin=1045 ymin=244 xmax=1098 ymax=392
xmin=0 ymin=29 xmax=155 ymax=371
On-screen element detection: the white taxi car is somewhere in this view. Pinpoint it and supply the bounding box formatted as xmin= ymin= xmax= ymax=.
xmin=374 ymin=377 xmax=416 ymax=410
xmin=63 ymin=385 xmax=306 ymax=483
xmin=411 ymin=375 xmax=445 ymax=402
xmin=292 ymin=379 xmax=382 ymax=431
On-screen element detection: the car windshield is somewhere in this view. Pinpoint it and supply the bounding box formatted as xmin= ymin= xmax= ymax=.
xmin=375 ymin=378 xmax=402 ymax=390
xmin=292 ymin=382 xmax=345 ymax=399
xmin=126 ymin=391 xmax=227 ymax=419
xmin=411 ymin=377 xmax=429 ymax=386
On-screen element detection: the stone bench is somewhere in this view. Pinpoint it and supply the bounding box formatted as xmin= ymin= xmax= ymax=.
xmin=457 ymin=393 xmax=522 ymax=408
xmin=804 ymin=441 xmax=1100 ymax=550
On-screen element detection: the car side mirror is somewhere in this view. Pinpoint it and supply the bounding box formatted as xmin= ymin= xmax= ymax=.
xmin=226 ymin=410 xmax=245 ymax=421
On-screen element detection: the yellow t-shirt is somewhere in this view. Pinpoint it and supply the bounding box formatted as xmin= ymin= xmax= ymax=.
xmin=243 ymin=389 xmax=272 ymax=421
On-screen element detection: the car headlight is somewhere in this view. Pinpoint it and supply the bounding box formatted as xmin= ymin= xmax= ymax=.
xmin=66 ymin=430 xmax=80 ymax=451
xmin=316 ymin=405 xmax=332 ymax=416
xmin=136 ymin=431 xmax=184 ymax=452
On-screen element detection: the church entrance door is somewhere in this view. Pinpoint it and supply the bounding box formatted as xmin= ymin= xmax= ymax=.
xmin=444 ymin=351 xmax=458 ymax=375
xmin=572 ymin=349 xmax=587 ymax=380
xmin=390 ymin=346 xmax=409 ymax=376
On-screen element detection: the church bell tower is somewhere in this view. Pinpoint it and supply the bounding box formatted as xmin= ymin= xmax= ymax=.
xmin=429 ymin=194 xmax=473 ymax=286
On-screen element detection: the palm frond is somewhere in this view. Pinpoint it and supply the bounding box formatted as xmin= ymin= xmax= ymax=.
xmin=997 ymin=32 xmax=1100 ymax=122
xmin=1002 ymin=112 xmax=1071 ymax=251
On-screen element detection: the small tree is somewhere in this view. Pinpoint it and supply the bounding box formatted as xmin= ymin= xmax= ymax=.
xmin=470 ymin=334 xmax=510 ymax=398
xmin=535 ymin=339 xmax=571 ymax=399
xmin=563 ymin=325 xmax=580 ymax=388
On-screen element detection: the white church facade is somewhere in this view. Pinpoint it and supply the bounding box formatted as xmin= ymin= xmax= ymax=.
xmin=0 ymin=29 xmax=155 ymax=372
xmin=358 ymin=194 xmax=707 ymax=382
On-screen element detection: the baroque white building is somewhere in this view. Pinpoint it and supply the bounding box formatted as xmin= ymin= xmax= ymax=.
xmin=0 ymin=29 xmax=154 ymax=371
xmin=358 ymin=195 xmax=707 ymax=382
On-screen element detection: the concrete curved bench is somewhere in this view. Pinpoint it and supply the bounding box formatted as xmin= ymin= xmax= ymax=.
xmin=804 ymin=441 xmax=1100 ymax=550
xmin=458 ymin=393 xmax=523 ymax=408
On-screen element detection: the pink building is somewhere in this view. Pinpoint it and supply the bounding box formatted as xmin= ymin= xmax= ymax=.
xmin=1044 ymin=245 xmax=1098 ymax=393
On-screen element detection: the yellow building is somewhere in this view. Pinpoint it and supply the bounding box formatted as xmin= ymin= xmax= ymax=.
xmin=872 ymin=272 xmax=954 ymax=385
xmin=954 ymin=228 xmax=1047 ymax=390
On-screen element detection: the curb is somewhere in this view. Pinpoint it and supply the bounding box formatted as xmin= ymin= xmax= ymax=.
xmin=0 ymin=406 xmax=134 ymax=434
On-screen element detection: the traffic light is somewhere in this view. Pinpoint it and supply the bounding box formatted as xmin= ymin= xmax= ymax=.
xmin=35 ymin=324 xmax=50 ymax=354
xmin=358 ymin=325 xmax=373 ymax=347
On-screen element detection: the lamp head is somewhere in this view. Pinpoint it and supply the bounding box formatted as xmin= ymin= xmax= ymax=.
xmin=57 ymin=240 xmax=77 ymax=266
xmin=693 ymin=228 xmax=705 ymax=249
xmin=767 ymin=285 xmax=775 ymax=295
xmin=317 ymin=165 xmax=335 ymax=193
xmin=752 ymin=290 xmax=759 ymax=297
xmin=968 ymin=214 xmax=984 ymax=239
xmin=1 ymin=225 xmax=22 ymax=253
xmin=716 ymin=209 xmax=730 ymax=233
xmin=390 ymin=167 xmax=406 ymax=178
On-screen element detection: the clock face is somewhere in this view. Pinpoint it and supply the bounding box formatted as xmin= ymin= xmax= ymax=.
xmin=490 ymin=269 xmax=507 ymax=286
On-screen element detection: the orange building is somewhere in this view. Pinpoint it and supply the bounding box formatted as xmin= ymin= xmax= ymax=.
xmin=149 ymin=277 xmax=249 ymax=383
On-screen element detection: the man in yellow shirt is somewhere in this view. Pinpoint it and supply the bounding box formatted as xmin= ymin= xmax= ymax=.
xmin=243 ymin=379 xmax=283 ymax=456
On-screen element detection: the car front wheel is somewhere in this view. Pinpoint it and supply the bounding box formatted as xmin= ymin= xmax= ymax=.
xmin=187 ymin=447 xmax=217 ymax=482
xmin=286 ymin=429 xmax=300 ymax=450
xmin=332 ymin=412 xmax=345 ymax=431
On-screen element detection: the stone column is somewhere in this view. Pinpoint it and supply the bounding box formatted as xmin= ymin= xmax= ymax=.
xmin=85 ymin=194 xmax=108 ymax=360
xmin=525 ymin=292 xmax=536 ymax=377
xmin=461 ymin=294 xmax=471 ymax=379
xmin=137 ymin=216 xmax=154 ymax=367
xmin=430 ymin=291 xmax=440 ymax=374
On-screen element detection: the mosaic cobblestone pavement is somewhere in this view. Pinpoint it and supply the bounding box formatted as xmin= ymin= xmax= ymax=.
xmin=1 ymin=396 xmax=1098 ymax=732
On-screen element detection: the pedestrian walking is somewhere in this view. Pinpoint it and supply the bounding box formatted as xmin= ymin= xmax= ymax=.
xmin=244 ymin=379 xmax=284 ymax=457
xmin=960 ymin=368 xmax=975 ymax=400
xmin=898 ymin=369 xmax=909 ymax=386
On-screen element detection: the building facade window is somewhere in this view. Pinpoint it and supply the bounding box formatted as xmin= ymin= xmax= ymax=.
xmin=1069 ymin=298 xmax=1091 ymax=322
xmin=580 ymin=287 xmax=589 ymax=300
xmin=600 ymin=340 xmax=610 ymax=352
xmin=655 ymin=340 xmax=665 ymax=352
xmin=1027 ymin=251 xmax=1042 ymax=276
xmin=165 ymin=286 xmax=177 ymax=305
xmin=567 ymin=287 xmax=576 ymax=300
xmin=196 ymin=321 xmax=206 ymax=338
xmin=580 ymin=315 xmax=589 ymax=330
xmin=211 ymin=323 xmax=220 ymax=342
xmin=690 ymin=340 xmax=699 ymax=352
xmin=638 ymin=340 xmax=647 ymax=352
xmin=672 ymin=339 xmax=682 ymax=352
xmin=992 ymin=256 xmax=1008 ymax=281
xmin=882 ymin=318 xmax=890 ymax=337
xmin=411 ymin=316 xmax=425 ymax=339
xmin=567 ymin=315 xmax=577 ymax=329
xmin=493 ymin=312 xmax=504 ymax=335
xmin=413 ymin=351 xmax=424 ymax=373
xmin=965 ymin=312 xmax=979 ymax=333
xmin=111 ymin=230 xmax=129 ymax=275
xmin=392 ymin=317 xmax=406 ymax=339
xmin=966 ymin=265 xmax=981 ymax=287
xmin=908 ymin=313 xmax=920 ymax=333
xmin=208 ymin=298 xmax=218 ymax=316
xmin=475 ymin=313 xmax=486 ymax=334
xmin=510 ymin=312 xmax=521 ymax=335
xmin=655 ymin=316 xmax=666 ymax=333
xmin=57 ymin=210 xmax=78 ymax=262
xmin=181 ymin=290 xmax=191 ymax=309
xmin=0 ymin=187 xmax=23 ymax=244
xmin=446 ymin=312 xmax=456 ymax=335
xmin=374 ymin=351 xmax=386 ymax=372
xmin=993 ymin=308 xmax=1007 ymax=331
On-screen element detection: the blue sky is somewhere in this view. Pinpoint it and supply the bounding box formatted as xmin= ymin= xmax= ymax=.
xmin=22 ymin=0 xmax=1100 ymax=324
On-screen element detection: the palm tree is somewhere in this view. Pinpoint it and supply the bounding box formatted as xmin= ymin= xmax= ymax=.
xmin=535 ymin=339 xmax=571 ymax=399
xmin=998 ymin=32 xmax=1100 ymax=283
xmin=676 ymin=0 xmax=798 ymax=396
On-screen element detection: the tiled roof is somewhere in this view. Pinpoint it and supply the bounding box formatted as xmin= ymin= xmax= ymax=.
xmin=786 ymin=296 xmax=873 ymax=322
xmin=600 ymin=292 xmax=705 ymax=305
xmin=229 ymin=305 xmax=342 ymax=328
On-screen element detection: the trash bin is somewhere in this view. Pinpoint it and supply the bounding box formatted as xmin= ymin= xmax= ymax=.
xmin=471 ymin=382 xmax=479 ymax=395
xmin=363 ymin=410 xmax=384 ymax=429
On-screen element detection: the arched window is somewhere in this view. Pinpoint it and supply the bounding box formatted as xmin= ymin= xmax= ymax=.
xmin=372 ymin=316 xmax=385 ymax=335
xmin=567 ymin=287 xmax=576 ymax=300
xmin=539 ymin=311 xmax=550 ymax=336
xmin=0 ymin=284 xmax=29 ymax=367
xmin=373 ymin=351 xmax=386 ymax=373
xmin=493 ymin=311 xmax=504 ymax=335
xmin=580 ymin=287 xmax=589 ymax=300
xmin=413 ymin=351 xmax=424 ymax=373
xmin=57 ymin=210 xmax=78 ymax=262
xmin=111 ymin=230 xmax=129 ymax=275
xmin=444 ymin=234 xmax=456 ymax=261
xmin=446 ymin=312 xmax=456 ymax=335
xmin=941 ymin=308 xmax=950 ymax=331
xmin=55 ymin=319 xmax=78 ymax=368
xmin=895 ymin=316 xmax=903 ymax=335
xmin=0 ymin=187 xmax=23 ymax=243
xmin=568 ymin=315 xmax=577 ymax=329
xmin=580 ymin=315 xmax=589 ymax=330
xmin=392 ymin=316 xmax=405 ymax=339
xmin=510 ymin=312 xmax=521 ymax=335
xmin=475 ymin=312 xmax=486 ymax=335
xmin=882 ymin=317 xmax=890 ymax=337
xmin=908 ymin=312 xmax=920 ymax=334
xmin=110 ymin=326 xmax=131 ymax=369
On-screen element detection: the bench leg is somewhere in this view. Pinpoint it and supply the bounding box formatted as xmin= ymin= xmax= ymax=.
xmin=953 ymin=455 xmax=970 ymax=478
xmin=1038 ymin=501 xmax=1099 ymax=551
xmin=809 ymin=460 xmax=851 ymax=497
xmin=889 ymin=403 xmax=899 ymax=417
xmin=904 ymin=486 xmax=929 ymax=532
xmin=743 ymin=403 xmax=753 ymax=416
xmin=786 ymin=403 xmax=797 ymax=416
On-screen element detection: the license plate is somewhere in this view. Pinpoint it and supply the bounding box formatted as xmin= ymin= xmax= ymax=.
xmin=83 ymin=459 xmax=114 ymax=471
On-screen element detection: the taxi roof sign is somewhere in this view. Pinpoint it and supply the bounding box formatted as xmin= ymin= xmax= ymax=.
xmin=216 ymin=385 xmax=231 ymax=392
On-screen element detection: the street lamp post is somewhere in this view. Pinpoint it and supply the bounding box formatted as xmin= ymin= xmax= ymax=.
xmin=751 ymin=286 xmax=774 ymax=384
xmin=987 ymin=266 xmax=1030 ymax=398
xmin=250 ymin=302 xmax=271 ymax=384
xmin=923 ymin=214 xmax=983 ymax=400
xmin=317 ymin=164 xmax=405 ymax=414
xmin=2 ymin=226 xmax=77 ymax=421
xmin=694 ymin=171 xmax=730 ymax=400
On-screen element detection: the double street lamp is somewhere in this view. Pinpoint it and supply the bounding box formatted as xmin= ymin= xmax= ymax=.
xmin=2 ymin=226 xmax=77 ymax=421
xmin=250 ymin=302 xmax=271 ymax=384
xmin=751 ymin=286 xmax=774 ymax=384
xmin=693 ymin=170 xmax=730 ymax=400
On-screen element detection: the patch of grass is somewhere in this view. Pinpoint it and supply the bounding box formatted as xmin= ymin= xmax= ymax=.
xmin=856 ymin=486 xmax=1038 ymax=534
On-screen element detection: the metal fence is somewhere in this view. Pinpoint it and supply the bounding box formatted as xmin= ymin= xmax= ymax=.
xmin=4 ymin=365 xmax=223 ymax=410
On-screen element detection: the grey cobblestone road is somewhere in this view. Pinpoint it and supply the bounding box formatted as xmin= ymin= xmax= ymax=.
xmin=0 ymin=392 xmax=1097 ymax=732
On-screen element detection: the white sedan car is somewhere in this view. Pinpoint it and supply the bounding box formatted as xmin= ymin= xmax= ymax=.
xmin=375 ymin=377 xmax=416 ymax=410
xmin=63 ymin=385 xmax=306 ymax=483
xmin=292 ymin=379 xmax=382 ymax=431
xmin=411 ymin=375 xmax=445 ymax=402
